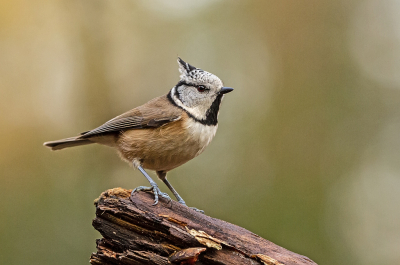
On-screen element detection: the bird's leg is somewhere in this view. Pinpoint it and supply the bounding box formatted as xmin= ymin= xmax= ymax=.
xmin=157 ymin=171 xmax=204 ymax=213
xmin=131 ymin=165 xmax=171 ymax=205
xmin=157 ymin=171 xmax=185 ymax=204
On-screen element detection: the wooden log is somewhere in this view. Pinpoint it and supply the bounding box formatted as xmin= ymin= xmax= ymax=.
xmin=90 ymin=188 xmax=317 ymax=265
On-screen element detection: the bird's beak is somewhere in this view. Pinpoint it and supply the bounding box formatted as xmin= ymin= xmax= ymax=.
xmin=219 ymin=87 xmax=234 ymax=94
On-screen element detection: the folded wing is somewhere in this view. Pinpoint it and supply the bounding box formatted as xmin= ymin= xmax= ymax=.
xmin=79 ymin=95 xmax=181 ymax=139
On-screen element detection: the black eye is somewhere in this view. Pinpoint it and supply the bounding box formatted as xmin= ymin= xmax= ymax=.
xmin=197 ymin=85 xmax=207 ymax=92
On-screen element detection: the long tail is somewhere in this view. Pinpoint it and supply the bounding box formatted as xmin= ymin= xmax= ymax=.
xmin=43 ymin=136 xmax=93 ymax=151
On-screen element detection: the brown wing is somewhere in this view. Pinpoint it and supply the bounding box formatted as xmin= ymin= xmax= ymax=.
xmin=79 ymin=94 xmax=181 ymax=138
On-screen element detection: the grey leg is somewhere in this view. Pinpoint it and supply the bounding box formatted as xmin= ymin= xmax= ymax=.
xmin=157 ymin=171 xmax=186 ymax=205
xmin=157 ymin=171 xmax=204 ymax=213
xmin=131 ymin=165 xmax=171 ymax=205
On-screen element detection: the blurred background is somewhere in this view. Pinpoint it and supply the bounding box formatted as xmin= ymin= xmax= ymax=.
xmin=1 ymin=0 xmax=400 ymax=264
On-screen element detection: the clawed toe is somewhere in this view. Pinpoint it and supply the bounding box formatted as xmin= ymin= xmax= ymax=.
xmin=189 ymin=207 xmax=205 ymax=214
xmin=131 ymin=185 xmax=171 ymax=205
xmin=159 ymin=191 xmax=171 ymax=201
xmin=176 ymin=200 xmax=204 ymax=214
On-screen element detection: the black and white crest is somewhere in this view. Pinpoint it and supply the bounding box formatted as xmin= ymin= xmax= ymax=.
xmin=178 ymin=57 xmax=197 ymax=73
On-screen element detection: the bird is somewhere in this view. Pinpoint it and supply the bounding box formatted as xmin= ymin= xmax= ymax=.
xmin=44 ymin=58 xmax=233 ymax=212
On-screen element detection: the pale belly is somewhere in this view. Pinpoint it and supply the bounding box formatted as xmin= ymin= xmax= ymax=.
xmin=116 ymin=118 xmax=217 ymax=172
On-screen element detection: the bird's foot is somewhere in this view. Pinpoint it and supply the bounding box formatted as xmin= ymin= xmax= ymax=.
xmin=177 ymin=199 xmax=204 ymax=214
xmin=131 ymin=185 xmax=171 ymax=205
xmin=189 ymin=207 xmax=205 ymax=214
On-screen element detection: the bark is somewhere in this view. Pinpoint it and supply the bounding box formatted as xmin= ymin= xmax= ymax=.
xmin=90 ymin=188 xmax=317 ymax=265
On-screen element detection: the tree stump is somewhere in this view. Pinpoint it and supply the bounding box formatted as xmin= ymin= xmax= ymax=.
xmin=90 ymin=188 xmax=317 ymax=265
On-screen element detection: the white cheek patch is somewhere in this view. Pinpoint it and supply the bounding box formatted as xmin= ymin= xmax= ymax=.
xmin=186 ymin=106 xmax=207 ymax=120
xmin=171 ymin=87 xmax=211 ymax=121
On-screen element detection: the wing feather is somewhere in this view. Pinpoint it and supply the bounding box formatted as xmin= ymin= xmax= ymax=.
xmin=79 ymin=94 xmax=181 ymax=138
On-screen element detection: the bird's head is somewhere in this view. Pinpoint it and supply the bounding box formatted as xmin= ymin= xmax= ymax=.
xmin=169 ymin=58 xmax=233 ymax=125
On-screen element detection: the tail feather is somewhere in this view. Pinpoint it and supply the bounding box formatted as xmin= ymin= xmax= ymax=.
xmin=43 ymin=136 xmax=93 ymax=151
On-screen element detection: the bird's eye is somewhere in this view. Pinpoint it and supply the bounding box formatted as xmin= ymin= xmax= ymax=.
xmin=197 ymin=85 xmax=207 ymax=92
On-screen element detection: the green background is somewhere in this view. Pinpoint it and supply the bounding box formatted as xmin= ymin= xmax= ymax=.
xmin=1 ymin=1 xmax=400 ymax=264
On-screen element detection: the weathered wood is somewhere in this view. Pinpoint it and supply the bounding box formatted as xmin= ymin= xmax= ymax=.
xmin=90 ymin=188 xmax=317 ymax=265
